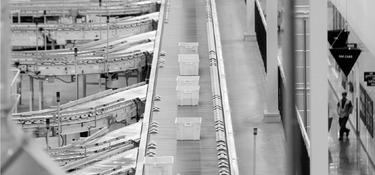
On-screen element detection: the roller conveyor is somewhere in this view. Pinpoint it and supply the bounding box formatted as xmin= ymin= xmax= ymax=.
xmin=48 ymin=122 xmax=141 ymax=167
xmin=12 ymin=83 xmax=147 ymax=136
xmin=69 ymin=148 xmax=138 ymax=175
xmin=10 ymin=0 xmax=159 ymax=18
xmin=12 ymin=31 xmax=156 ymax=76
xmin=11 ymin=12 xmax=159 ymax=47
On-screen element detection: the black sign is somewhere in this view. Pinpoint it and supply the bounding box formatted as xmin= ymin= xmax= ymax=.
xmin=360 ymin=84 xmax=374 ymax=137
xmin=364 ymin=72 xmax=375 ymax=86
xmin=364 ymin=72 xmax=375 ymax=81
xmin=328 ymin=29 xmax=350 ymax=48
xmin=330 ymin=47 xmax=361 ymax=77
xmin=367 ymin=79 xmax=375 ymax=86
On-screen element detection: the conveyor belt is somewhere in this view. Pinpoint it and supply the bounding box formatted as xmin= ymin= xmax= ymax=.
xmin=12 ymin=31 xmax=156 ymax=76
xmin=69 ymin=148 xmax=138 ymax=175
xmin=11 ymin=12 xmax=158 ymax=47
xmin=10 ymin=0 xmax=159 ymax=17
xmin=12 ymin=83 xmax=147 ymax=136
xmin=48 ymin=122 xmax=141 ymax=167
xmin=138 ymin=0 xmax=220 ymax=174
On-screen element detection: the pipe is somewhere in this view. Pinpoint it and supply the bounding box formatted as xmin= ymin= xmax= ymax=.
xmin=74 ymin=47 xmax=79 ymax=100
xmin=281 ymin=0 xmax=300 ymax=174
xmin=303 ymin=18 xmax=308 ymax=128
xmin=56 ymin=92 xmax=62 ymax=147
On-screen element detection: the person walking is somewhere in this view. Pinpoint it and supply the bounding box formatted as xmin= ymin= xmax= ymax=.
xmin=337 ymin=92 xmax=353 ymax=140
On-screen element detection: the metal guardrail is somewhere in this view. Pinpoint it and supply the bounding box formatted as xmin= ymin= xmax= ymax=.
xmin=277 ymin=58 xmax=310 ymax=175
xmin=277 ymin=58 xmax=311 ymax=156
xmin=207 ymin=0 xmax=239 ymax=174
xmin=135 ymin=0 xmax=166 ymax=174
xmin=254 ymin=0 xmax=267 ymax=72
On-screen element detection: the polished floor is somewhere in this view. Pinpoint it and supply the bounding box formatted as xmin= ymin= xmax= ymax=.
xmin=215 ymin=0 xmax=287 ymax=174
xmin=328 ymin=61 xmax=375 ymax=175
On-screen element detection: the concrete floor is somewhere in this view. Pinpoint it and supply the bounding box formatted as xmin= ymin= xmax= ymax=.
xmin=215 ymin=0 xmax=287 ymax=175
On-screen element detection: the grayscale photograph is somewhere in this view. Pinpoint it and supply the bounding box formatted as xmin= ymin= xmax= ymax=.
xmin=0 ymin=0 xmax=374 ymax=175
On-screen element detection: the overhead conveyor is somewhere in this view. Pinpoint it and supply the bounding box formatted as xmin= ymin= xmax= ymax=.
xmin=10 ymin=0 xmax=160 ymax=18
xmin=11 ymin=31 xmax=156 ymax=76
xmin=48 ymin=122 xmax=142 ymax=169
xmin=12 ymin=83 xmax=147 ymax=144
xmin=11 ymin=12 xmax=159 ymax=47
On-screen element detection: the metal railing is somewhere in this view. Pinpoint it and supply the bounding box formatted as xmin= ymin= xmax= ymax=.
xmin=135 ymin=0 xmax=166 ymax=174
xmin=207 ymin=0 xmax=239 ymax=174
xmin=254 ymin=0 xmax=267 ymax=71
xmin=277 ymin=63 xmax=310 ymax=175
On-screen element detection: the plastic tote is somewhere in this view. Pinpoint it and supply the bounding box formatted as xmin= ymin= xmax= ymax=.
xmin=176 ymin=75 xmax=200 ymax=87
xmin=178 ymin=54 xmax=199 ymax=75
xmin=176 ymin=85 xmax=200 ymax=106
xmin=144 ymin=156 xmax=174 ymax=175
xmin=175 ymin=117 xmax=202 ymax=140
xmin=178 ymin=42 xmax=199 ymax=54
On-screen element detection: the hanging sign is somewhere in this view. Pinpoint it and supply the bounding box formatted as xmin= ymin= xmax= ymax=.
xmin=365 ymin=72 xmax=375 ymax=86
xmin=329 ymin=47 xmax=361 ymax=77
xmin=328 ymin=29 xmax=350 ymax=48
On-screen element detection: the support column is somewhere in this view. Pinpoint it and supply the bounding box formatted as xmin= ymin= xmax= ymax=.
xmin=18 ymin=12 xmax=21 ymax=24
xmin=125 ymin=71 xmax=129 ymax=87
xmin=310 ymin=0 xmax=328 ymax=174
xmin=29 ymin=76 xmax=34 ymax=111
xmin=105 ymin=75 xmax=110 ymax=90
xmin=137 ymin=67 xmax=143 ymax=83
xmin=38 ymin=80 xmax=44 ymax=110
xmin=264 ymin=0 xmax=279 ymax=121
xmin=98 ymin=74 xmax=102 ymax=89
xmin=244 ymin=0 xmax=256 ymax=40
xmin=82 ymin=74 xmax=87 ymax=97
xmin=76 ymin=74 xmax=79 ymax=99
xmin=17 ymin=74 xmax=22 ymax=105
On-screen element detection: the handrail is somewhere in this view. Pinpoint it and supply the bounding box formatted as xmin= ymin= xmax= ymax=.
xmin=135 ymin=0 xmax=166 ymax=174
xmin=295 ymin=106 xmax=311 ymax=157
xmin=208 ymin=0 xmax=239 ymax=174
xmin=277 ymin=58 xmax=311 ymax=157
xmin=255 ymin=0 xmax=267 ymax=29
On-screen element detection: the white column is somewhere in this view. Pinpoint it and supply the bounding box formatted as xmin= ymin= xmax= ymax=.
xmin=264 ymin=0 xmax=279 ymax=121
xmin=29 ymin=76 xmax=34 ymax=111
xmin=310 ymin=0 xmax=328 ymax=174
xmin=244 ymin=0 xmax=256 ymax=40
xmin=38 ymin=80 xmax=44 ymax=110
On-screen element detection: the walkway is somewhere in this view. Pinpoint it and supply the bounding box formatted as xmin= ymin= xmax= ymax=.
xmin=215 ymin=0 xmax=287 ymax=175
xmin=148 ymin=0 xmax=218 ymax=174
xmin=328 ymin=59 xmax=375 ymax=175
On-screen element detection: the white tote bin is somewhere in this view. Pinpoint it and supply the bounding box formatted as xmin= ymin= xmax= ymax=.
xmin=144 ymin=156 xmax=174 ymax=175
xmin=178 ymin=42 xmax=199 ymax=54
xmin=175 ymin=117 xmax=202 ymax=140
xmin=176 ymin=85 xmax=200 ymax=106
xmin=176 ymin=76 xmax=200 ymax=87
xmin=178 ymin=54 xmax=199 ymax=75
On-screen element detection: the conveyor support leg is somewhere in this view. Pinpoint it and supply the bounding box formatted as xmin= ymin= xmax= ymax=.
xmin=29 ymin=76 xmax=34 ymax=111
xmin=38 ymin=80 xmax=44 ymax=110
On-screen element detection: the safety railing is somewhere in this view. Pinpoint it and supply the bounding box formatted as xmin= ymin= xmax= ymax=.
xmin=207 ymin=0 xmax=239 ymax=174
xmin=135 ymin=0 xmax=166 ymax=174
xmin=277 ymin=63 xmax=310 ymax=175
xmin=254 ymin=0 xmax=267 ymax=72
